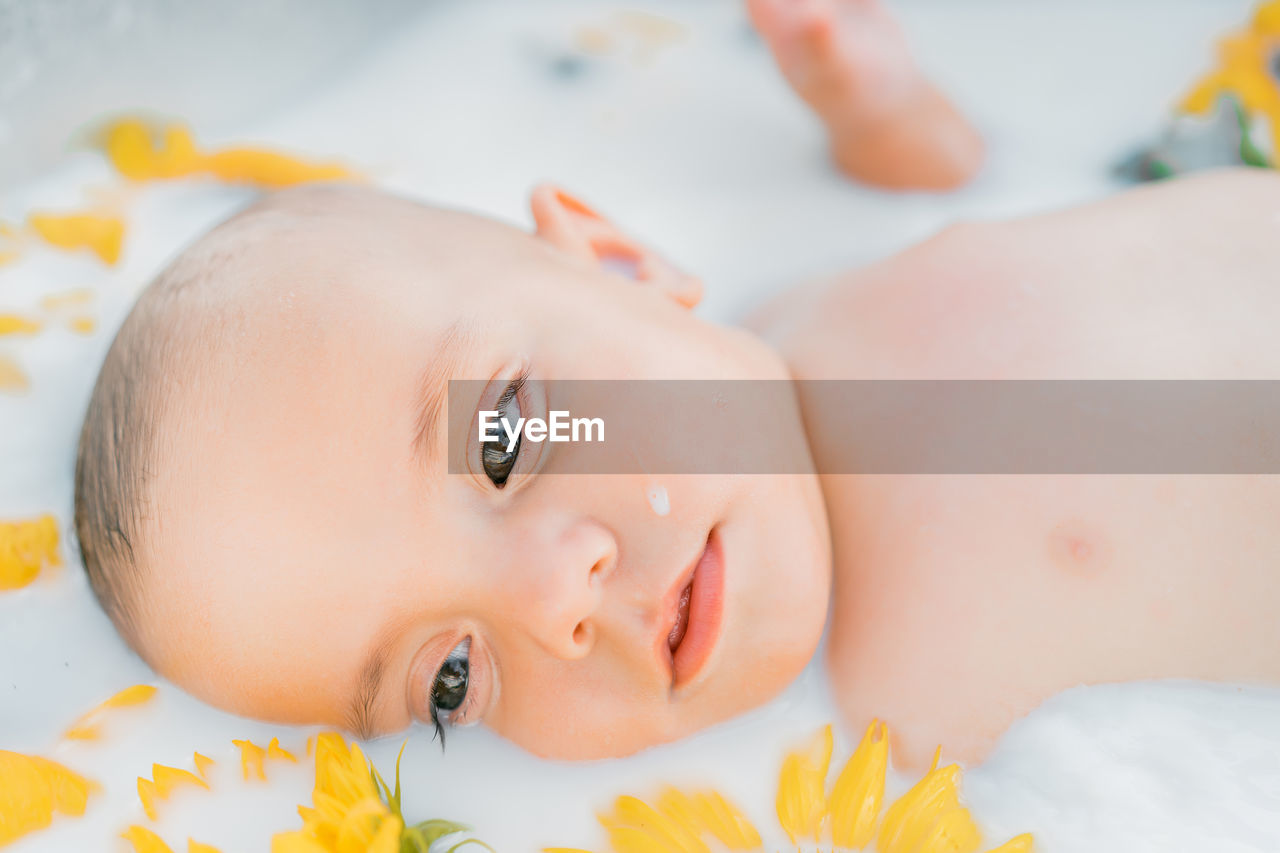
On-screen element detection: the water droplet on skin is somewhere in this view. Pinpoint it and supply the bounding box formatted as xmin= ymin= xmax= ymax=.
xmin=647 ymin=484 xmax=670 ymax=516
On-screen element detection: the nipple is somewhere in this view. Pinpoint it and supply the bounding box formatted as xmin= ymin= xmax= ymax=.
xmin=646 ymin=484 xmax=670 ymax=517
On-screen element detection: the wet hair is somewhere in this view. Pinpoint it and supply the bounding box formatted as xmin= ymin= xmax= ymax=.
xmin=74 ymin=185 xmax=488 ymax=651
xmin=74 ymin=230 xmax=221 ymax=651
xmin=74 ymin=188 xmax=328 ymax=651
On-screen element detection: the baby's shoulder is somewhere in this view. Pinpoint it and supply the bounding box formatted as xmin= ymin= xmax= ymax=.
xmin=774 ymin=169 xmax=1280 ymax=381
xmin=769 ymin=218 xmax=1062 ymax=380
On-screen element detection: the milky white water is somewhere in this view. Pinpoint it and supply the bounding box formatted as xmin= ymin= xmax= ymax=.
xmin=4 ymin=1 xmax=1280 ymax=851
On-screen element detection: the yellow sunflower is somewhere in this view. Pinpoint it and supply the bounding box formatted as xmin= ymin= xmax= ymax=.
xmin=271 ymin=734 xmax=403 ymax=853
xmin=272 ymin=733 xmax=478 ymax=853
xmin=549 ymin=722 xmax=1033 ymax=853
xmin=1180 ymin=1 xmax=1280 ymax=150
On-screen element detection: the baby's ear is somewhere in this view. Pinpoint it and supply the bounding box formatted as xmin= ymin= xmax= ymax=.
xmin=530 ymin=184 xmax=702 ymax=309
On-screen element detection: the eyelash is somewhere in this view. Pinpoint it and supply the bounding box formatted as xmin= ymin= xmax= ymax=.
xmin=431 ymin=691 xmax=477 ymax=749
xmin=480 ymin=369 xmax=530 ymax=489
xmin=428 ymin=637 xmax=473 ymax=749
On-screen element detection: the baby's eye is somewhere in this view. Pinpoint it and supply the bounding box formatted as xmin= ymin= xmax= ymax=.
xmin=430 ymin=637 xmax=470 ymax=725
xmin=481 ymin=378 xmax=523 ymax=487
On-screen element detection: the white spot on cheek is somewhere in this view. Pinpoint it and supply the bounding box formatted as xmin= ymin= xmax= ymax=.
xmin=647 ymin=484 xmax=670 ymax=516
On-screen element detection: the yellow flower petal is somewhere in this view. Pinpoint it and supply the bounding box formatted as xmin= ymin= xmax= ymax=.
xmin=201 ymin=149 xmax=353 ymax=188
xmin=984 ymin=833 xmax=1034 ymax=853
xmin=0 ymin=515 xmax=60 ymax=591
xmin=194 ymin=752 xmax=216 ymax=781
xmin=153 ymin=763 xmax=210 ymax=795
xmin=122 ymin=825 xmax=174 ymax=853
xmin=829 ymin=720 xmax=889 ymax=848
xmin=268 ymin=737 xmax=299 ymax=763
xmin=188 ymin=841 xmax=224 ymax=853
xmin=551 ymin=723 xmax=1030 ymax=853
xmin=654 ymin=789 xmax=761 ymax=850
xmin=605 ymin=824 xmax=680 ymax=853
xmin=101 ymin=117 xmax=355 ymax=188
xmin=63 ymin=684 xmax=156 ymax=740
xmin=105 ymin=119 xmax=167 ymax=180
xmin=138 ymin=776 xmax=160 ymax=821
xmin=233 ymin=739 xmax=268 ymax=781
xmin=0 ymin=752 xmax=95 ymax=846
xmin=366 ymin=811 xmax=403 ymax=853
xmin=697 ymin=792 xmax=761 ymax=849
xmin=0 ymin=355 xmax=29 ymax=394
xmin=272 ymin=831 xmax=330 ymax=853
xmin=0 ymin=315 xmax=41 ymax=336
xmin=28 ymin=213 xmax=125 ymax=265
xmin=136 ymin=760 xmax=209 ymax=820
xmin=916 ymin=804 xmax=982 ymax=853
xmin=105 ymin=684 xmax=159 ymax=708
xmin=603 ymin=795 xmax=708 ymax=853
xmin=877 ymin=749 xmax=968 ymax=853
xmin=775 ymin=724 xmax=833 ymax=843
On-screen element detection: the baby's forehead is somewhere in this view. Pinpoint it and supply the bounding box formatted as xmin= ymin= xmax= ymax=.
xmin=199 ymin=189 xmax=541 ymax=316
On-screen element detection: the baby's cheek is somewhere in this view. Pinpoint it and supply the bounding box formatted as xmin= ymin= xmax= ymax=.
xmin=485 ymin=663 xmax=665 ymax=761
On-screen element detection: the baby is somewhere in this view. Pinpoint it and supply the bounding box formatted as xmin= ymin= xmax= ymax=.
xmin=73 ymin=1 xmax=1280 ymax=769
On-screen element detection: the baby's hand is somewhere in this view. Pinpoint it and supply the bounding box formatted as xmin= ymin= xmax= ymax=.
xmin=748 ymin=0 xmax=984 ymax=190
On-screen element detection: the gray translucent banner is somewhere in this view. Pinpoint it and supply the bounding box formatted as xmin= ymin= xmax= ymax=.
xmin=447 ymin=380 xmax=1280 ymax=474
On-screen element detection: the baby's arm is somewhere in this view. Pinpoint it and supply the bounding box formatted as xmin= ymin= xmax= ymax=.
xmin=748 ymin=0 xmax=984 ymax=190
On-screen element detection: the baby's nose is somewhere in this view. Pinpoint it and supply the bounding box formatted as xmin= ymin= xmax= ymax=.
xmin=503 ymin=516 xmax=616 ymax=661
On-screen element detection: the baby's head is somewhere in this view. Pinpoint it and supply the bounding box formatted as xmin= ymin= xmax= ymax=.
xmin=74 ymin=185 xmax=830 ymax=759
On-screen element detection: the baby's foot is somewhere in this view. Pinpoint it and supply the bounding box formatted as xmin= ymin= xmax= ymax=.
xmin=748 ymin=0 xmax=983 ymax=190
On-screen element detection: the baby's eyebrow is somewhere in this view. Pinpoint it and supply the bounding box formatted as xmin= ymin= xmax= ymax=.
xmin=411 ymin=320 xmax=474 ymax=464
xmin=346 ymin=632 xmax=394 ymax=741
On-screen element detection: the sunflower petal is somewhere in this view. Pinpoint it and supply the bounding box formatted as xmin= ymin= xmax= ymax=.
xmin=233 ymin=739 xmax=268 ymax=781
xmin=0 ymin=516 xmax=59 ymax=590
xmin=983 ymin=833 xmax=1034 ymax=853
xmin=916 ymin=804 xmax=982 ymax=853
xmin=188 ymin=841 xmax=224 ymax=853
xmin=63 ymin=684 xmax=155 ymax=740
xmin=268 ymin=738 xmax=299 ymax=763
xmin=0 ymin=752 xmax=93 ymax=845
xmin=694 ymin=792 xmax=761 ymax=849
xmin=605 ymin=824 xmax=679 ymax=853
xmin=775 ymin=724 xmax=833 ymax=843
xmin=28 ymin=213 xmax=125 ymax=265
xmin=272 ymin=831 xmax=330 ymax=853
xmin=194 ymin=752 xmax=217 ymax=781
xmin=608 ymin=795 xmax=709 ymax=853
xmin=122 ymin=825 xmax=174 ymax=853
xmin=877 ymin=750 xmax=963 ymax=853
xmin=829 ymin=720 xmax=888 ymax=848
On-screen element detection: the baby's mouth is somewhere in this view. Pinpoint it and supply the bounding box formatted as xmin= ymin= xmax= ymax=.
xmin=667 ymin=579 xmax=693 ymax=655
xmin=657 ymin=527 xmax=726 ymax=693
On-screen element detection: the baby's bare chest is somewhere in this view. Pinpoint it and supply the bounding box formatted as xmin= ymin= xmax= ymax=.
xmin=817 ymin=472 xmax=1280 ymax=767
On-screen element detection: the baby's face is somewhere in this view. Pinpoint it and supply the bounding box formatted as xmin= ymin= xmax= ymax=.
xmin=143 ymin=192 xmax=830 ymax=759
